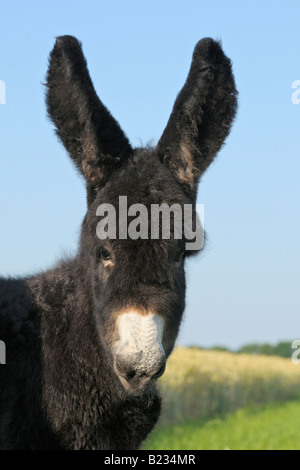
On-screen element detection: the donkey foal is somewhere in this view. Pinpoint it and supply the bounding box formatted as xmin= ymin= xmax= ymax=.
xmin=0 ymin=36 xmax=237 ymax=450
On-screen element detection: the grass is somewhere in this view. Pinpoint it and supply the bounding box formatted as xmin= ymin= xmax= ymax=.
xmin=141 ymin=347 xmax=300 ymax=449
xmin=142 ymin=400 xmax=300 ymax=450
xmin=157 ymin=347 xmax=300 ymax=423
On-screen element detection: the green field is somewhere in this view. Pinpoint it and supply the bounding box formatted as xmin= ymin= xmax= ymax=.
xmin=141 ymin=347 xmax=300 ymax=450
xmin=143 ymin=400 xmax=300 ymax=450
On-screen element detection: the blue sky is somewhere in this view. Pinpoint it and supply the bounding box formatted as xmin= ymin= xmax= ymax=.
xmin=0 ymin=0 xmax=299 ymax=349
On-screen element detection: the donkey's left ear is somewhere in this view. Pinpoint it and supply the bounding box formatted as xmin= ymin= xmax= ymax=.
xmin=46 ymin=36 xmax=133 ymax=205
xmin=156 ymin=38 xmax=238 ymax=201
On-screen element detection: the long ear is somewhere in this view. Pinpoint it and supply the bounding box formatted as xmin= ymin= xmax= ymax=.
xmin=46 ymin=35 xmax=133 ymax=204
xmin=156 ymin=38 xmax=238 ymax=201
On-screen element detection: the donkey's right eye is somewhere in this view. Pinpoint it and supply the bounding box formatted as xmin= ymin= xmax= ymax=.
xmin=96 ymin=247 xmax=111 ymax=261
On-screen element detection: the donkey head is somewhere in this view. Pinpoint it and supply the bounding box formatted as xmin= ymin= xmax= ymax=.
xmin=46 ymin=36 xmax=237 ymax=394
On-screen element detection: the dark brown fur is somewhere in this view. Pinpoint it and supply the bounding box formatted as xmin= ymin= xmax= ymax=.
xmin=0 ymin=36 xmax=237 ymax=449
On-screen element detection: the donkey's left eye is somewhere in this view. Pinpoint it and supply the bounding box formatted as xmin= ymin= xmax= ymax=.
xmin=174 ymin=250 xmax=185 ymax=262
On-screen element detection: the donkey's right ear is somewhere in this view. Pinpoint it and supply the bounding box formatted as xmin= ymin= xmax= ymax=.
xmin=46 ymin=36 xmax=133 ymax=204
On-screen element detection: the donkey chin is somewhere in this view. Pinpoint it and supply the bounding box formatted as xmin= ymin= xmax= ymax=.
xmin=112 ymin=310 xmax=166 ymax=394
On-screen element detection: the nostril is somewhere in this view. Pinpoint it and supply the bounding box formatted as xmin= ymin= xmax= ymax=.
xmin=115 ymin=354 xmax=166 ymax=385
xmin=126 ymin=369 xmax=136 ymax=381
xmin=115 ymin=355 xmax=138 ymax=382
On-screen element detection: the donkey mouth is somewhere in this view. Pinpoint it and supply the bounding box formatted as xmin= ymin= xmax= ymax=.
xmin=113 ymin=310 xmax=166 ymax=393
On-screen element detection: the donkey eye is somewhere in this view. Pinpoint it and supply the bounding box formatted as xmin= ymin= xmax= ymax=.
xmin=96 ymin=247 xmax=111 ymax=261
xmin=174 ymin=250 xmax=185 ymax=263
